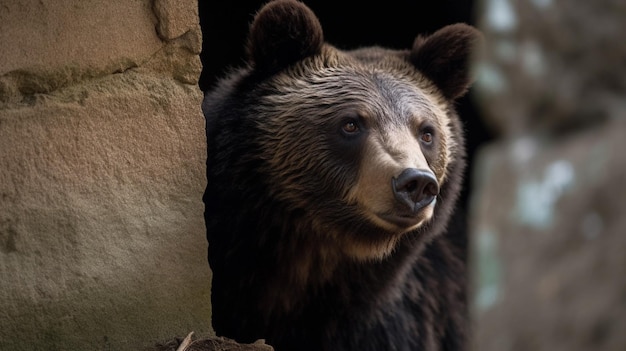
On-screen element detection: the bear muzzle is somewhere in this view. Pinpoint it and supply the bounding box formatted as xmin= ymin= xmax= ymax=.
xmin=391 ymin=168 xmax=439 ymax=217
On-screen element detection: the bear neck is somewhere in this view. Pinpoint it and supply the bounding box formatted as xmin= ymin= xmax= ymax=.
xmin=250 ymin=207 xmax=433 ymax=318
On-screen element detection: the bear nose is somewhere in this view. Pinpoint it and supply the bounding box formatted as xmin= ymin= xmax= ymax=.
xmin=392 ymin=168 xmax=439 ymax=212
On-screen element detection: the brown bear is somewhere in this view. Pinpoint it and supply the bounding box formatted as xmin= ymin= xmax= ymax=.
xmin=202 ymin=1 xmax=482 ymax=350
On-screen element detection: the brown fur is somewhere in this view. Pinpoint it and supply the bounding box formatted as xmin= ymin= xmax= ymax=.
xmin=256 ymin=46 xmax=457 ymax=260
xmin=411 ymin=23 xmax=484 ymax=99
xmin=203 ymin=1 xmax=482 ymax=349
xmin=247 ymin=0 xmax=324 ymax=74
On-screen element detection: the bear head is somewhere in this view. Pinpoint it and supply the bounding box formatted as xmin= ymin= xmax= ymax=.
xmin=204 ymin=0 xmax=482 ymax=262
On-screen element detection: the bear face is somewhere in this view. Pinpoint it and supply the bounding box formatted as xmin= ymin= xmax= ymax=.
xmin=252 ymin=50 xmax=456 ymax=260
xmin=205 ymin=0 xmax=479 ymax=261
xmin=203 ymin=0 xmax=481 ymax=348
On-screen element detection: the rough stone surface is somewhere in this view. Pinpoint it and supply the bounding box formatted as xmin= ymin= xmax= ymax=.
xmin=0 ymin=0 xmax=210 ymax=350
xmin=142 ymin=29 xmax=203 ymax=85
xmin=470 ymin=0 xmax=626 ymax=350
xmin=0 ymin=0 xmax=203 ymax=103
xmin=154 ymin=0 xmax=200 ymax=40
xmin=0 ymin=72 xmax=210 ymax=351
xmin=0 ymin=0 xmax=162 ymax=78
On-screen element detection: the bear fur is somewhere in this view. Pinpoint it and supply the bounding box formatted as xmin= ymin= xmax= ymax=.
xmin=202 ymin=1 xmax=482 ymax=350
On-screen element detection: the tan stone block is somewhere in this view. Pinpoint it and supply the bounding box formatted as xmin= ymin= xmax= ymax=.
xmin=154 ymin=0 xmax=200 ymax=41
xmin=0 ymin=71 xmax=211 ymax=350
xmin=0 ymin=0 xmax=163 ymax=76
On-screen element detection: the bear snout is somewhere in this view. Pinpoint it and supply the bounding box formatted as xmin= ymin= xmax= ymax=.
xmin=392 ymin=168 xmax=439 ymax=213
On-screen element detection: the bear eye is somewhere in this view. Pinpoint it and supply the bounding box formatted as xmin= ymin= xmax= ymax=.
xmin=421 ymin=132 xmax=433 ymax=144
xmin=419 ymin=127 xmax=435 ymax=145
xmin=341 ymin=120 xmax=360 ymax=135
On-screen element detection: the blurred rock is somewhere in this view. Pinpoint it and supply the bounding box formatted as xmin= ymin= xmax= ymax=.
xmin=473 ymin=0 xmax=626 ymax=136
xmin=470 ymin=123 xmax=626 ymax=351
xmin=470 ymin=0 xmax=626 ymax=350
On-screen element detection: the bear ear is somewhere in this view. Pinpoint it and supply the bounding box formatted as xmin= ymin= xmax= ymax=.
xmin=410 ymin=24 xmax=483 ymax=100
xmin=246 ymin=0 xmax=324 ymax=74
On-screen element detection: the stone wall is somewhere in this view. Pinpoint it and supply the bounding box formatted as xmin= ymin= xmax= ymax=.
xmin=470 ymin=0 xmax=626 ymax=350
xmin=0 ymin=1 xmax=211 ymax=350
